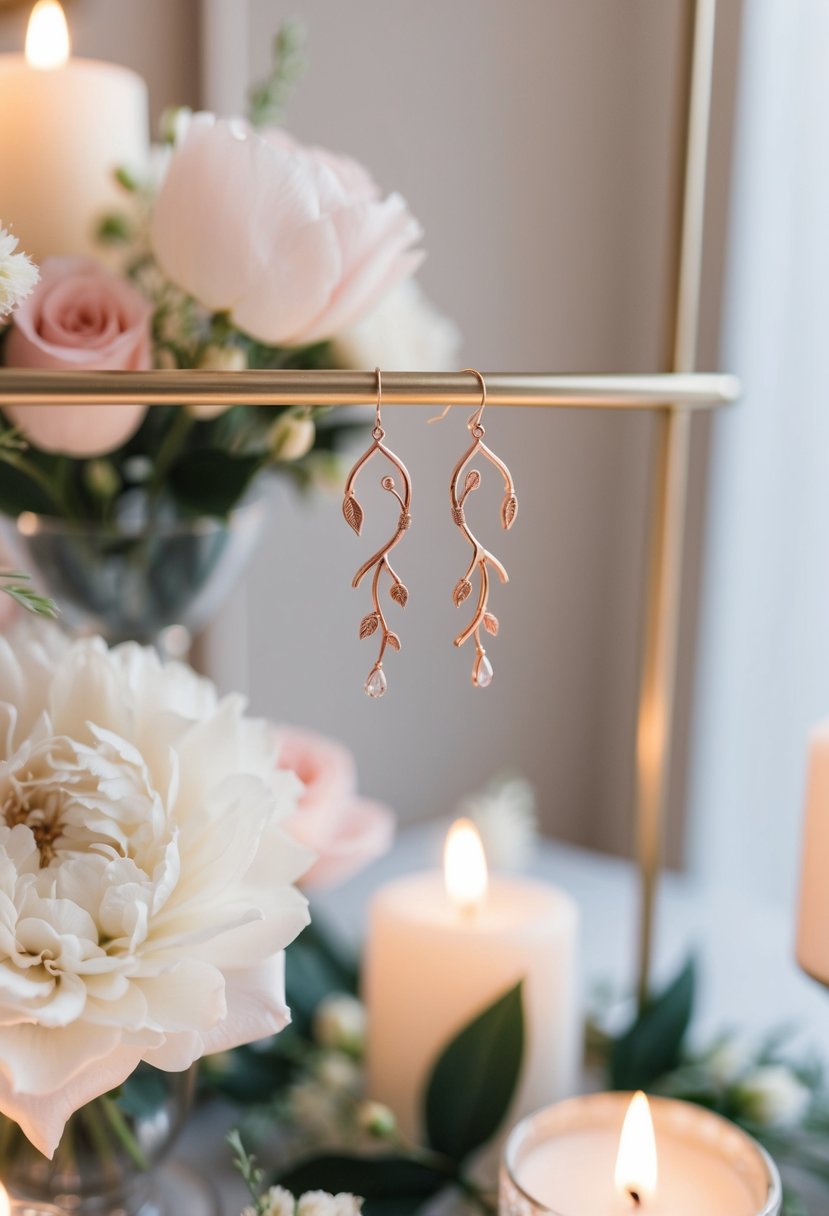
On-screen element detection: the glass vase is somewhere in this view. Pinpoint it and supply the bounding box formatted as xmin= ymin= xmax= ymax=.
xmin=0 ymin=1064 xmax=217 ymax=1216
xmin=0 ymin=497 xmax=266 ymax=654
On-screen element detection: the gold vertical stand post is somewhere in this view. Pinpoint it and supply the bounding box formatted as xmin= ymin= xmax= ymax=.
xmin=634 ymin=0 xmax=718 ymax=1008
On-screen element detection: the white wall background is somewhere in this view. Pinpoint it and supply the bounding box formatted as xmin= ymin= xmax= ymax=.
xmin=203 ymin=0 xmax=707 ymax=850
xmin=688 ymin=0 xmax=829 ymax=901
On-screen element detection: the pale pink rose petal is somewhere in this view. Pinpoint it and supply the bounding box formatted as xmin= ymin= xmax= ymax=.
xmin=295 ymin=798 xmax=395 ymax=889
xmin=273 ymin=726 xmax=395 ymax=889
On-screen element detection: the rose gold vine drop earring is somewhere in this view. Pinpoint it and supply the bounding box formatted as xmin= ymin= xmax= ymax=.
xmin=342 ymin=368 xmax=412 ymax=698
xmin=448 ymin=368 xmax=518 ymax=688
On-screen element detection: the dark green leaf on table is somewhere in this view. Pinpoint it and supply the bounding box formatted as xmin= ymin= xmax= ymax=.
xmin=424 ymin=979 xmax=524 ymax=1163
xmin=273 ymin=1154 xmax=448 ymax=1216
xmin=610 ymin=957 xmax=696 ymax=1091
xmin=169 ymin=450 xmax=261 ymax=517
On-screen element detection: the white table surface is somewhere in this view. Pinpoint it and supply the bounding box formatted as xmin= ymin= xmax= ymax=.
xmin=176 ymin=822 xmax=829 ymax=1214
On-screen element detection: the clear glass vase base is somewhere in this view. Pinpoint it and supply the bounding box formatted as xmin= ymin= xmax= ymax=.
xmin=48 ymin=1162 xmax=220 ymax=1216
xmin=135 ymin=1161 xmax=220 ymax=1216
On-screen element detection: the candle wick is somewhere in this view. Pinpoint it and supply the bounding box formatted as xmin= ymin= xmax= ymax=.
xmin=627 ymin=1190 xmax=641 ymax=1207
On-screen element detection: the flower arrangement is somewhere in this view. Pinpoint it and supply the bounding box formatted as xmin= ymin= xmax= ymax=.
xmin=0 ymin=28 xmax=458 ymax=529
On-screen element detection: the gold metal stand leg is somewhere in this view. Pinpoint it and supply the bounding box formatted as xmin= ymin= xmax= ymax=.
xmin=635 ymin=0 xmax=718 ymax=1009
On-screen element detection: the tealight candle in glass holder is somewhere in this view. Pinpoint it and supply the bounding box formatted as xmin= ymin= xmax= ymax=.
xmin=500 ymin=1091 xmax=782 ymax=1216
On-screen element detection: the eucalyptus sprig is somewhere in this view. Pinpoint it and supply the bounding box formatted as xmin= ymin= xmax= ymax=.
xmin=249 ymin=21 xmax=308 ymax=129
xmin=0 ymin=570 xmax=59 ymax=620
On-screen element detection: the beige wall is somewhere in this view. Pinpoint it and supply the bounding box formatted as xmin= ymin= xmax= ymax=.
xmin=0 ymin=1 xmax=741 ymax=861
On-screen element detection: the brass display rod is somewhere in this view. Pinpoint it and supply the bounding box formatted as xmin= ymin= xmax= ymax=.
xmin=634 ymin=0 xmax=718 ymax=1009
xmin=0 ymin=369 xmax=737 ymax=410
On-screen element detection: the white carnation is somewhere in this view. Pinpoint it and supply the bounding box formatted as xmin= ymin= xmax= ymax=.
xmin=0 ymin=225 xmax=38 ymax=319
xmin=331 ymin=278 xmax=461 ymax=371
xmin=260 ymin=1187 xmax=298 ymax=1216
xmin=0 ymin=621 xmax=312 ymax=1158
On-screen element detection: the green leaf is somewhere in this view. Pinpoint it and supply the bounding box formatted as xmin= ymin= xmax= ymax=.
xmin=424 ymin=980 xmax=524 ymax=1164
xmin=610 ymin=957 xmax=696 ymax=1091
xmin=0 ymin=457 xmax=60 ymax=515
xmin=285 ymin=921 xmax=359 ymax=1038
xmin=273 ymin=1154 xmax=448 ymax=1216
xmin=115 ymin=1068 xmax=168 ymax=1119
xmin=168 ymin=449 xmax=262 ymax=517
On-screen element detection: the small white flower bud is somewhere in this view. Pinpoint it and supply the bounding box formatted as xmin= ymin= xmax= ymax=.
xmin=315 ymin=1051 xmax=361 ymax=1092
xmin=357 ymin=1100 xmax=396 ymax=1139
xmin=312 ymin=994 xmax=366 ymax=1054
xmin=270 ymin=414 xmax=316 ymax=462
xmin=738 ymin=1065 xmax=811 ymax=1127
xmin=188 ymin=345 xmax=248 ymax=419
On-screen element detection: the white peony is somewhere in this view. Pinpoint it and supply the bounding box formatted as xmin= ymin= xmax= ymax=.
xmin=0 ymin=225 xmax=39 ymax=319
xmin=330 ymin=278 xmax=461 ymax=371
xmin=0 ymin=621 xmax=312 ymax=1157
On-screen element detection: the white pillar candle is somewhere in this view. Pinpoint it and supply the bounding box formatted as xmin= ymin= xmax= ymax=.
xmin=796 ymin=721 xmax=829 ymax=985
xmin=0 ymin=1 xmax=149 ymax=261
xmin=500 ymin=1092 xmax=781 ymax=1216
xmin=364 ymin=819 xmax=580 ymax=1142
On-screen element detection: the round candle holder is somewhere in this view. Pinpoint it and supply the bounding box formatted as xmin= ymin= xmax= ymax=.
xmin=500 ymin=1092 xmax=782 ymax=1216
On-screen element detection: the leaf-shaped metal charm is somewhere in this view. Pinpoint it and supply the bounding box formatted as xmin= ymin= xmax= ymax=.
xmin=359 ymin=612 xmax=380 ymax=640
xmin=483 ymin=612 xmax=499 ymax=636
xmin=501 ymin=493 xmax=518 ymax=531
xmin=453 ymin=578 xmax=473 ymax=607
xmin=390 ymin=582 xmax=409 ymax=608
xmin=462 ymin=469 xmax=482 ymax=498
xmin=343 ymin=493 xmax=364 ymax=536
xmin=387 ymin=632 xmax=401 ymax=652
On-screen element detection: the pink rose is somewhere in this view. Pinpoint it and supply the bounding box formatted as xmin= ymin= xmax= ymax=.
xmin=274 ymin=727 xmax=395 ymax=889
xmin=150 ymin=114 xmax=424 ymax=346
xmin=3 ymin=257 xmax=151 ymax=456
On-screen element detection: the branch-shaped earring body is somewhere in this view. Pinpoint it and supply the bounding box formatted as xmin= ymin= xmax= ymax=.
xmin=342 ymin=369 xmax=411 ymax=698
xmin=449 ymin=369 xmax=518 ymax=688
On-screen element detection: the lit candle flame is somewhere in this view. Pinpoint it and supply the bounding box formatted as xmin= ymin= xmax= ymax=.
xmin=444 ymin=818 xmax=488 ymax=915
xmin=614 ymin=1091 xmax=658 ymax=1206
xmin=25 ymin=0 xmax=70 ymax=70
xmin=0 ymin=1182 xmax=10 ymax=1216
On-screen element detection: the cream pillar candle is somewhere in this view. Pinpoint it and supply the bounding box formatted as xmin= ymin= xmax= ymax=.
xmin=364 ymin=819 xmax=580 ymax=1142
xmin=0 ymin=1 xmax=149 ymax=261
xmin=796 ymin=721 xmax=829 ymax=985
xmin=500 ymin=1092 xmax=782 ymax=1216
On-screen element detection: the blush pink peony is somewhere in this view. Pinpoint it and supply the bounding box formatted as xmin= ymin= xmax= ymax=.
xmin=274 ymin=727 xmax=394 ymax=889
xmin=150 ymin=114 xmax=424 ymax=346
xmin=3 ymin=257 xmax=151 ymax=457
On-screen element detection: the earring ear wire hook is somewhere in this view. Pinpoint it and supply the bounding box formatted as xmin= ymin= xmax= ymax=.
xmin=428 ymin=368 xmax=488 ymax=427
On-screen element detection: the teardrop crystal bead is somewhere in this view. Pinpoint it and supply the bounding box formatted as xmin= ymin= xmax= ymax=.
xmin=364 ymin=667 xmax=388 ymax=698
xmin=473 ymin=655 xmax=493 ymax=688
